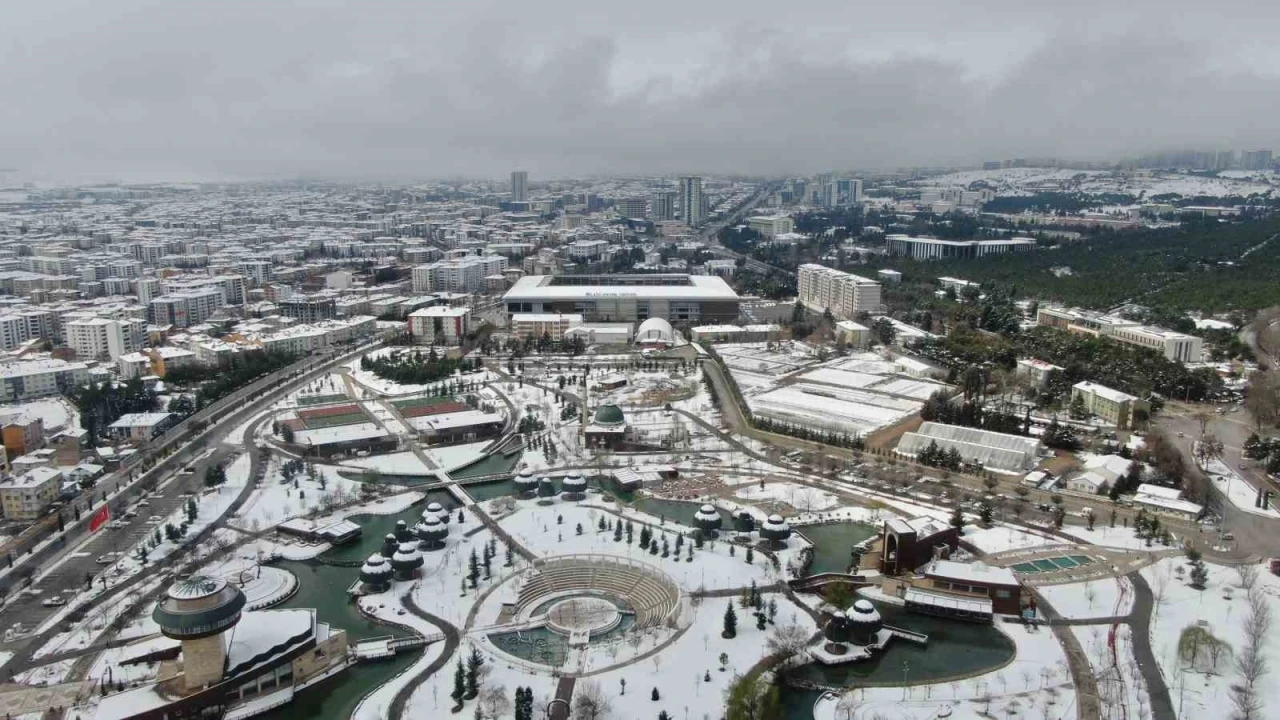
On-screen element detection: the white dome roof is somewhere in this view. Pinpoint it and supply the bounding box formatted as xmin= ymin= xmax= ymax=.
xmin=700 ymin=504 xmax=715 ymax=513
xmin=635 ymin=317 xmax=675 ymax=344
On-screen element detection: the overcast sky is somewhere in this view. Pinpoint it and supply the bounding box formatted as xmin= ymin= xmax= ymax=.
xmin=3 ymin=0 xmax=1279 ymax=183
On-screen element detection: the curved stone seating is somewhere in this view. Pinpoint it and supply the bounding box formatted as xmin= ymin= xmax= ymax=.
xmin=515 ymin=557 xmax=679 ymax=630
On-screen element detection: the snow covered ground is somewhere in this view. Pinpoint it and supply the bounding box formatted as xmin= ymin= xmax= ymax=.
xmin=230 ymin=458 xmax=363 ymax=531
xmin=342 ymin=451 xmax=433 ymax=475
xmin=13 ymin=658 xmax=75 ymax=686
xmin=1141 ymin=557 xmax=1280 ymax=719
xmin=733 ymin=482 xmax=839 ymax=513
xmin=423 ymin=441 xmax=490 ymax=472
xmin=502 ymin=501 xmax=788 ymax=592
xmin=965 ymin=525 xmax=1060 ymax=554
xmin=1037 ymin=576 xmax=1134 ymax=620
xmin=913 ymin=167 xmax=1275 ymax=199
xmin=1072 ymin=623 xmax=1151 ymax=720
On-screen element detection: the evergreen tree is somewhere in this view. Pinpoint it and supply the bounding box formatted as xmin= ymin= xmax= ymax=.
xmin=598 ymin=515 xmax=607 ymax=531
xmin=722 ymin=601 xmax=737 ymax=638
xmin=652 ymin=687 xmax=660 ymax=701
xmin=949 ymin=507 xmax=964 ymax=534
xmin=613 ymin=522 xmax=623 ymax=542
xmin=451 ymin=660 xmax=465 ymax=704
xmin=639 ymin=525 xmax=650 ymax=548
xmin=979 ymin=502 xmax=994 ymax=525
xmin=745 ymin=546 xmax=754 ymax=564
xmin=505 ymin=544 xmax=514 ymax=567
xmin=464 ymin=647 xmax=483 ymax=699
xmin=468 ymin=549 xmax=480 ymax=588
xmin=626 ymin=521 xmax=634 ymax=545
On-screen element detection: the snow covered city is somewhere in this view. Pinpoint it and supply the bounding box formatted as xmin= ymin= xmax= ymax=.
xmin=3 ymin=3 xmax=1280 ymax=720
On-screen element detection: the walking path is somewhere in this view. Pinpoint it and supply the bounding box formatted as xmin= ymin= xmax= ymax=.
xmin=387 ymin=592 xmax=461 ymax=719
xmin=1126 ymin=572 xmax=1175 ymax=720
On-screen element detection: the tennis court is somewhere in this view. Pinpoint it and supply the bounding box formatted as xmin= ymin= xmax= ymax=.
xmin=1011 ymin=555 xmax=1095 ymax=574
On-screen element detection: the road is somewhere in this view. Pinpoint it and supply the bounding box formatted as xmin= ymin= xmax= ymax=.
xmin=0 ymin=342 xmax=383 ymax=635
xmin=697 ymin=183 xmax=794 ymax=277
xmin=1154 ymin=402 xmax=1280 ymax=558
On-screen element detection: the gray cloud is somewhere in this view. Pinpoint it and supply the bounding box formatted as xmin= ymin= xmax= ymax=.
xmin=2 ymin=1 xmax=1278 ymax=182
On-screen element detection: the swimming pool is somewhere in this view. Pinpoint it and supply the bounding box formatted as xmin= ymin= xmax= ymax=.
xmin=1011 ymin=555 xmax=1094 ymax=574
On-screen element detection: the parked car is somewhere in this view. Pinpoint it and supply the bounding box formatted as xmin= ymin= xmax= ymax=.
xmin=41 ymin=596 xmax=66 ymax=607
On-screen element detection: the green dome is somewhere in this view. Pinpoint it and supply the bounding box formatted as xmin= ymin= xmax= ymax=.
xmin=593 ymin=404 xmax=625 ymax=427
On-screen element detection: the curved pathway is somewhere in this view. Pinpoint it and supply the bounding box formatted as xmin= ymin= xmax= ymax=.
xmin=388 ymin=592 xmax=462 ymax=719
xmin=1126 ymin=572 xmax=1175 ymax=720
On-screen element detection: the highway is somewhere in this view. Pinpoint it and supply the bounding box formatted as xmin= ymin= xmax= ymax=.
xmin=697 ymin=182 xmax=794 ymax=278
xmin=0 ymin=340 xmax=383 ymax=603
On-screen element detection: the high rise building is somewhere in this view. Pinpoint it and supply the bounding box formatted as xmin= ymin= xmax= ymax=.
xmin=650 ymin=191 xmax=677 ymax=221
xmin=614 ymin=198 xmax=648 ymax=218
xmin=678 ymin=176 xmax=705 ymax=227
xmin=797 ymin=264 xmax=882 ymax=319
xmin=510 ymin=170 xmax=528 ymax=202
xmin=1241 ymin=150 xmax=1273 ymax=171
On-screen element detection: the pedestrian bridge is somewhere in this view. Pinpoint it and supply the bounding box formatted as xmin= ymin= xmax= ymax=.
xmin=351 ymin=632 xmax=441 ymax=661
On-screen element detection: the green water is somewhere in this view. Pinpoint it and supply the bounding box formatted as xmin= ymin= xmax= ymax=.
xmin=257 ymin=562 xmax=416 ymax=720
xmin=795 ymin=523 xmax=878 ymax=575
xmin=629 ymin=497 xmax=729 ymax=528
xmin=779 ymin=686 xmax=825 ymax=720
xmin=319 ymin=489 xmax=457 ymax=563
xmin=462 ymin=478 xmax=519 ymax=502
xmin=785 ymin=601 xmax=1015 ymax=688
xmin=450 ymin=448 xmax=524 ymax=479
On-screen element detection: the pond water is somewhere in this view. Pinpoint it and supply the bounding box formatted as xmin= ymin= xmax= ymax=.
xmin=319 ymin=489 xmax=457 ymax=563
xmin=257 ymin=561 xmax=416 ymax=720
xmin=628 ymin=496 xmax=730 ymax=528
xmin=451 ymin=447 xmax=524 ymax=480
xmin=783 ymin=601 xmax=1015 ymax=689
xmin=794 ymin=523 xmax=878 ymax=575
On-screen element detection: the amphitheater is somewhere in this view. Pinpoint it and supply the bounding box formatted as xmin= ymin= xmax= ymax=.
xmin=513 ymin=554 xmax=681 ymax=631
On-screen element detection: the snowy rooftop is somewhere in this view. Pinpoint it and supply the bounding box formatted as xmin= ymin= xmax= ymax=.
xmin=1073 ymin=381 xmax=1137 ymax=404
xmin=924 ymin=559 xmax=1018 ymax=586
xmin=504 ymin=274 xmax=738 ymax=301
xmin=294 ymin=421 xmax=389 ymax=446
xmin=226 ymin=608 xmax=315 ymax=676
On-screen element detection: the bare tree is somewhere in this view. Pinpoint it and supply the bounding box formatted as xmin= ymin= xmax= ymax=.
xmin=1231 ymin=587 xmax=1272 ymax=720
xmin=480 ymin=686 xmax=510 ymax=718
xmin=766 ymin=621 xmax=812 ymax=656
xmin=573 ymin=681 xmax=611 ymax=720
xmin=1237 ymin=563 xmax=1260 ymax=594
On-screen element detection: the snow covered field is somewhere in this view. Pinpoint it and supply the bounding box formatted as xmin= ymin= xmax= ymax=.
xmin=342 ymin=451 xmax=433 ymax=475
xmin=1141 ymin=557 xmax=1280 ymax=719
xmin=965 ymin=525 xmax=1060 ymax=554
xmin=231 ymin=458 xmax=363 ymax=531
xmin=1037 ymin=576 xmax=1134 ymax=620
xmin=734 ymin=483 xmax=839 ymax=513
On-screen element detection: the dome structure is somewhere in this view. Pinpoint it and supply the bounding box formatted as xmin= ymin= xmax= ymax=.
xmin=391 ymin=541 xmax=424 ymax=580
xmin=360 ymin=554 xmax=394 ymax=591
xmin=759 ymin=514 xmax=792 ymax=546
xmin=822 ymin=611 xmax=851 ymax=644
xmin=537 ymin=476 xmax=558 ymax=499
xmin=415 ymin=514 xmax=449 ymax=550
xmin=421 ymin=502 xmax=450 ymax=524
xmin=845 ymin=599 xmax=883 ymax=645
xmin=635 ymin=317 xmax=676 ymax=346
xmin=561 ymin=473 xmax=588 ymax=500
xmin=382 ymin=533 xmax=400 ymax=558
xmin=514 ymin=470 xmax=538 ymax=496
xmin=592 ymin=404 xmax=626 ymax=428
xmin=395 ymin=519 xmax=414 ymax=542
xmin=733 ymin=511 xmax=756 ymax=533
xmin=153 ymin=576 xmax=246 ymax=640
xmin=693 ymin=504 xmax=722 ymax=535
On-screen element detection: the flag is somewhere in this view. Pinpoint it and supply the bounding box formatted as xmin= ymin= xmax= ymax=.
xmin=88 ymin=504 xmax=111 ymax=533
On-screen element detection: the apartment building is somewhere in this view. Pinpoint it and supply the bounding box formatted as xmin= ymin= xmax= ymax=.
xmin=411 ymin=255 xmax=507 ymax=294
xmin=0 ymin=359 xmax=90 ymax=402
xmin=797 ymin=264 xmax=882 ymax=319
xmin=511 ymin=313 xmax=584 ymax=342
xmin=1071 ymin=381 xmax=1150 ymax=429
xmin=407 ymin=307 xmax=472 ymax=345
xmin=150 ymin=288 xmax=224 ymax=328
xmin=0 ymin=467 xmax=62 ymax=520
xmin=259 ymin=316 xmax=377 ymax=356
xmin=279 ymin=296 xmax=338 ymax=324
xmin=65 ymin=317 xmax=145 ymax=361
